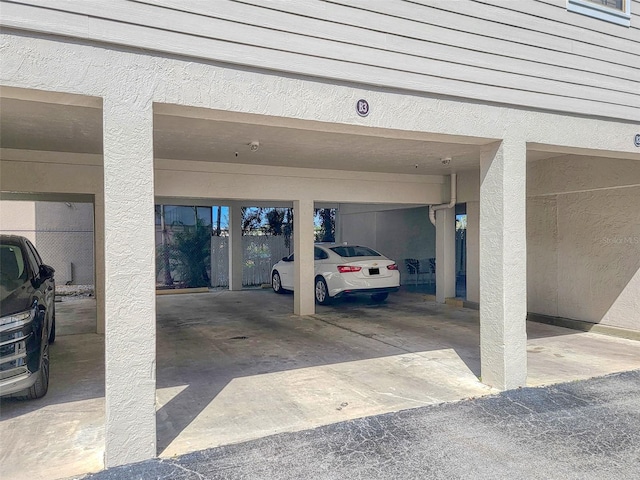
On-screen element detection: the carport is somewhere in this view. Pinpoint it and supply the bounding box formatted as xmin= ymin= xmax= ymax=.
xmin=1 ymin=31 xmax=638 ymax=477
xmin=0 ymin=84 xmax=518 ymax=469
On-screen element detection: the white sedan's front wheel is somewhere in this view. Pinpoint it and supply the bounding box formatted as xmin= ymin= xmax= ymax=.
xmin=315 ymin=277 xmax=331 ymax=305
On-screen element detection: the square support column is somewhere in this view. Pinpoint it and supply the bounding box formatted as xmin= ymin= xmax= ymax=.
xmin=480 ymin=139 xmax=527 ymax=390
xmin=103 ymin=96 xmax=156 ymax=467
xmin=435 ymin=207 xmax=456 ymax=303
xmin=294 ymin=199 xmax=315 ymax=315
xmin=228 ymin=202 xmax=243 ymax=291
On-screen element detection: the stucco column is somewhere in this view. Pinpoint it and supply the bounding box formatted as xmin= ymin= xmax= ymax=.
xmin=228 ymin=202 xmax=243 ymax=291
xmin=479 ymin=139 xmax=527 ymax=390
xmin=294 ymin=199 xmax=315 ymax=315
xmin=466 ymin=201 xmax=480 ymax=304
xmin=435 ymin=207 xmax=456 ymax=303
xmin=103 ymin=95 xmax=156 ymax=467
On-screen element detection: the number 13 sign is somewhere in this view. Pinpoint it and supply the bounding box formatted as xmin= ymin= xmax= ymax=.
xmin=356 ymin=99 xmax=370 ymax=117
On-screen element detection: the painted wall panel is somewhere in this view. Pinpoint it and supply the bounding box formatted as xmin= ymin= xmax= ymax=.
xmin=556 ymin=187 xmax=640 ymax=330
xmin=376 ymin=207 xmax=436 ymax=285
xmin=154 ymin=159 xmax=444 ymax=205
xmin=34 ymin=202 xmax=95 ymax=285
xmin=526 ymin=196 xmax=559 ymax=317
xmin=339 ymin=205 xmax=436 ymax=286
xmin=0 ymin=158 xmax=103 ymax=195
xmin=528 ymin=156 xmax=640 ymax=196
xmin=456 ymin=169 xmax=480 ymax=204
xmin=0 ymin=154 xmax=444 ymax=206
xmin=527 ymin=157 xmax=640 ymax=331
xmin=339 ymin=210 xmax=377 ymax=251
xmin=0 ymin=200 xmax=36 ymax=243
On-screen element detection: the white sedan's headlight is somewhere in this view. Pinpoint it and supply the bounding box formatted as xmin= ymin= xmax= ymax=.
xmin=0 ymin=308 xmax=36 ymax=328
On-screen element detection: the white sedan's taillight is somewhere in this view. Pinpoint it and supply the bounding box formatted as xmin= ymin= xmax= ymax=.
xmin=387 ymin=264 xmax=398 ymax=270
xmin=337 ymin=265 xmax=362 ymax=273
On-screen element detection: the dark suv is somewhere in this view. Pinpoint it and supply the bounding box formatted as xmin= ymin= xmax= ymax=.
xmin=0 ymin=235 xmax=55 ymax=399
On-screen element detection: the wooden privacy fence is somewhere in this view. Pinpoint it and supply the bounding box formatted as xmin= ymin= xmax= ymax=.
xmin=211 ymin=235 xmax=292 ymax=287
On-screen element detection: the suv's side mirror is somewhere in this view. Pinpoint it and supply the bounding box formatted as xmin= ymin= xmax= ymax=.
xmin=39 ymin=264 xmax=55 ymax=280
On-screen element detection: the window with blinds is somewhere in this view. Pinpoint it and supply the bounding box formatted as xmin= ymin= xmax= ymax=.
xmin=567 ymin=0 xmax=631 ymax=26
xmin=587 ymin=0 xmax=624 ymax=10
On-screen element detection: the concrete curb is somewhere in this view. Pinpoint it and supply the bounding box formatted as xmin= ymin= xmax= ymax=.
xmin=156 ymin=287 xmax=209 ymax=295
xmin=527 ymin=312 xmax=640 ymax=342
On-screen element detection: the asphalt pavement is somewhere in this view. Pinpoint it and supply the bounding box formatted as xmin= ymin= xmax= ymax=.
xmin=79 ymin=370 xmax=640 ymax=480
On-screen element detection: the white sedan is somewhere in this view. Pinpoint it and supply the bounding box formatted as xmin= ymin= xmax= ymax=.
xmin=270 ymin=244 xmax=400 ymax=304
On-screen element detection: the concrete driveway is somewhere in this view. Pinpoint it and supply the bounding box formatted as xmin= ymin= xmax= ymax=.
xmin=1 ymin=289 xmax=639 ymax=480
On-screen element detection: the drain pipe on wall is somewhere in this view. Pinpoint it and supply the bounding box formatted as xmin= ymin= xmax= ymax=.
xmin=429 ymin=173 xmax=457 ymax=226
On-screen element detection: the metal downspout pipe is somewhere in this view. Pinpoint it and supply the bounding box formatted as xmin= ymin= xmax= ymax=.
xmin=429 ymin=173 xmax=457 ymax=225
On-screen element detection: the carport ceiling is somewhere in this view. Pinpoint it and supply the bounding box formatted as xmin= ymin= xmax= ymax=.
xmin=1 ymin=97 xmax=556 ymax=175
xmin=153 ymin=114 xmax=483 ymax=174
xmin=0 ymin=98 xmax=102 ymax=154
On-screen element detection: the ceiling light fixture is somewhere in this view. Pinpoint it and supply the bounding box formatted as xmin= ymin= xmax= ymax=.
xmin=249 ymin=141 xmax=260 ymax=152
xmin=441 ymin=157 xmax=452 ymax=165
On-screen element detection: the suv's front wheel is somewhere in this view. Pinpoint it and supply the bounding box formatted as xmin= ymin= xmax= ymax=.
xmin=20 ymin=328 xmax=50 ymax=400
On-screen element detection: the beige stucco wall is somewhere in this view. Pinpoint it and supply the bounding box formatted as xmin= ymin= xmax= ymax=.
xmin=154 ymin=160 xmax=445 ymax=205
xmin=527 ymin=156 xmax=640 ymax=331
xmin=33 ymin=202 xmax=95 ymax=285
xmin=527 ymin=196 xmax=559 ymax=316
xmin=0 ymin=200 xmax=36 ymax=243
xmin=339 ymin=204 xmax=436 ymax=285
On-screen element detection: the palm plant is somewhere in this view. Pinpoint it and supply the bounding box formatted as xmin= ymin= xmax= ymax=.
xmin=169 ymin=217 xmax=212 ymax=288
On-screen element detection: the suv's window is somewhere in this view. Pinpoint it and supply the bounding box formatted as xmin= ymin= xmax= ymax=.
xmin=25 ymin=239 xmax=43 ymax=266
xmin=0 ymin=243 xmax=28 ymax=288
xmin=330 ymin=246 xmax=381 ymax=258
xmin=23 ymin=240 xmax=40 ymax=277
xmin=314 ymin=247 xmax=329 ymax=260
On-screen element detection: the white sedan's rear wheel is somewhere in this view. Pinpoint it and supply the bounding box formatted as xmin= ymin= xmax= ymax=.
xmin=272 ymin=271 xmax=284 ymax=294
xmin=315 ymin=277 xmax=331 ymax=305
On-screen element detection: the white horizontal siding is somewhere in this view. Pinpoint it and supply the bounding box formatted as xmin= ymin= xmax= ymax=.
xmin=1 ymin=0 xmax=639 ymax=121
xmin=146 ymin=0 xmax=640 ymax=90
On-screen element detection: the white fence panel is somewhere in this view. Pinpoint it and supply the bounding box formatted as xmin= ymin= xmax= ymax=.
xmin=210 ymin=236 xmax=229 ymax=287
xmin=210 ymin=235 xmax=292 ymax=287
